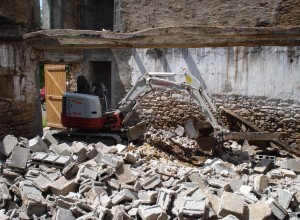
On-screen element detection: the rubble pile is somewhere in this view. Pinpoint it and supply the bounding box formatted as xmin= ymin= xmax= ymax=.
xmin=0 ymin=131 xmax=300 ymax=220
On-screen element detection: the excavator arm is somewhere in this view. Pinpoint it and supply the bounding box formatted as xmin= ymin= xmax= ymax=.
xmin=117 ymin=72 xmax=225 ymax=133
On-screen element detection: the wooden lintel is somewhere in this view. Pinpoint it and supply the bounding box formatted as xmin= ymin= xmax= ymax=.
xmin=223 ymin=132 xmax=281 ymax=141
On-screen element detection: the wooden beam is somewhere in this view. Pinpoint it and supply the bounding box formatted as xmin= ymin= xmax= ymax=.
xmin=23 ymin=26 xmax=300 ymax=50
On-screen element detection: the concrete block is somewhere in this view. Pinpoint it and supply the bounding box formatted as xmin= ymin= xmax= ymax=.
xmin=254 ymin=155 xmax=276 ymax=162
xmin=267 ymin=198 xmax=287 ymax=220
xmin=254 ymin=159 xmax=273 ymax=174
xmin=33 ymin=173 xmax=52 ymax=192
xmin=174 ymin=125 xmax=185 ymax=136
xmin=245 ymin=201 xmax=272 ymax=220
xmin=49 ymin=176 xmax=78 ymax=196
xmin=95 ymin=153 xmax=123 ymax=169
xmin=179 ymin=198 xmax=206 ymax=218
xmin=142 ymin=174 xmax=161 ymax=190
xmin=9 ymin=146 xmax=29 ymax=170
xmin=115 ymin=164 xmax=135 ymax=184
xmin=42 ymin=130 xmax=58 ymax=146
xmin=31 ymin=152 xmax=71 ymax=169
xmin=156 ymin=188 xmax=175 ymax=210
xmin=100 ymin=194 xmax=112 ymax=207
xmin=86 ymin=147 xmax=98 ymax=159
xmin=0 ymin=135 xmax=18 ymax=157
xmin=71 ymin=141 xmax=87 ymax=163
xmin=121 ymin=188 xmax=138 ymax=201
xmin=110 ymin=191 xmax=126 ymax=205
xmin=280 ymin=159 xmax=300 ymax=173
xmin=276 ymin=189 xmax=294 ymax=210
xmin=138 ymin=205 xmax=168 ymax=220
xmin=49 ymin=143 xmax=71 ymax=156
xmin=29 ymin=136 xmax=49 ymax=153
xmin=56 ymin=208 xmax=76 ymax=220
xmin=128 ymin=208 xmax=138 ymax=217
xmin=139 ymin=190 xmax=158 ymax=204
xmin=218 ymin=192 xmax=245 ymax=219
xmin=62 ymin=161 xmax=79 ymax=179
xmin=79 ymin=166 xmax=98 ymax=181
xmin=124 ymin=152 xmax=137 ymax=164
xmin=0 ymin=183 xmax=11 ymax=208
xmin=254 ymin=174 xmax=268 ymax=193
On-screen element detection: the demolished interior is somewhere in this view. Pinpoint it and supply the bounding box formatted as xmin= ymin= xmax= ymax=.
xmin=0 ymin=0 xmax=300 ymax=219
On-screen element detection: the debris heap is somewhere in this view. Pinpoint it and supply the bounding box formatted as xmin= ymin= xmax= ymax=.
xmin=0 ymin=131 xmax=300 ymax=220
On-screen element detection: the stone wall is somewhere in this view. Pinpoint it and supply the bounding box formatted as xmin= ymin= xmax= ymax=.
xmin=0 ymin=44 xmax=40 ymax=140
xmin=121 ymin=0 xmax=300 ymax=32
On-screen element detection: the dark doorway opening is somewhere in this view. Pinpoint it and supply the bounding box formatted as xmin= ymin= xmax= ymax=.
xmin=91 ymin=61 xmax=112 ymax=106
xmin=80 ymin=0 xmax=114 ymax=30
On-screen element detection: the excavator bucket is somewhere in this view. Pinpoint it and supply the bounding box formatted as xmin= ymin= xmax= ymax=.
xmin=127 ymin=121 xmax=148 ymax=141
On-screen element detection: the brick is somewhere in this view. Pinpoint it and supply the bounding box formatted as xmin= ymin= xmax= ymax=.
xmin=49 ymin=176 xmax=78 ymax=196
xmin=29 ymin=136 xmax=49 ymax=153
xmin=267 ymin=198 xmax=287 ymax=220
xmin=9 ymin=146 xmax=29 ymax=170
xmin=56 ymin=208 xmax=76 ymax=220
xmin=0 ymin=135 xmax=18 ymax=157
xmin=254 ymin=174 xmax=268 ymax=193
xmin=138 ymin=205 xmax=168 ymax=220
xmin=245 ymin=201 xmax=272 ymax=220
xmin=218 ymin=192 xmax=245 ymax=219
xmin=156 ymin=188 xmax=175 ymax=210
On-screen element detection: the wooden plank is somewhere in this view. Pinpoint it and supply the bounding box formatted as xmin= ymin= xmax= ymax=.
xmin=223 ymin=132 xmax=282 ymax=141
xmin=221 ymin=107 xmax=300 ymax=157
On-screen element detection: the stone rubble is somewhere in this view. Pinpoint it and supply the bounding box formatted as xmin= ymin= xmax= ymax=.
xmin=0 ymin=131 xmax=299 ymax=220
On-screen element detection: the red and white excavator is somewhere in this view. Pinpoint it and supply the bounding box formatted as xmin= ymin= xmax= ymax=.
xmin=60 ymin=72 xmax=224 ymax=144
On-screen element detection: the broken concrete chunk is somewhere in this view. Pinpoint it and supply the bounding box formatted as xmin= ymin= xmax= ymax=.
xmin=174 ymin=125 xmax=185 ymax=137
xmin=42 ymin=131 xmax=59 ymax=146
xmin=179 ymin=198 xmax=206 ymax=219
xmin=49 ymin=176 xmax=78 ymax=196
xmin=71 ymin=141 xmax=88 ymax=163
xmin=218 ymin=192 xmax=244 ymax=219
xmin=56 ymin=208 xmax=76 ymax=220
xmin=267 ymin=197 xmax=287 ymax=220
xmin=95 ymin=153 xmax=124 ymax=169
xmin=276 ymin=189 xmax=294 ymax=210
xmin=50 ymin=143 xmax=71 ymax=156
xmin=29 ymin=136 xmax=49 ymax=153
xmin=138 ymin=205 xmax=168 ymax=220
xmin=115 ymin=144 xmax=127 ymax=153
xmin=124 ymin=152 xmax=137 ymax=164
xmin=139 ymin=190 xmax=158 ymax=204
xmin=156 ymin=188 xmax=175 ymax=211
xmin=115 ymin=164 xmax=136 ymax=184
xmin=244 ymin=201 xmax=272 ymax=220
xmin=62 ymin=161 xmax=79 ymax=179
xmin=280 ymin=159 xmax=300 ymax=173
xmin=254 ymin=159 xmax=273 ymax=174
xmin=142 ymin=174 xmax=161 ymax=190
xmin=0 ymin=183 xmax=12 ymax=208
xmin=9 ymin=146 xmax=29 ymax=170
xmin=254 ymin=174 xmax=268 ymax=193
xmin=0 ymin=135 xmax=18 ymax=157
xmin=222 ymin=214 xmax=239 ymax=220
xmin=33 ymin=174 xmax=52 ymax=192
xmin=184 ymin=118 xmax=199 ymax=139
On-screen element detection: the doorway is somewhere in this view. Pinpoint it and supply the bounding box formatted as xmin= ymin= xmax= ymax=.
xmin=91 ymin=61 xmax=112 ymax=106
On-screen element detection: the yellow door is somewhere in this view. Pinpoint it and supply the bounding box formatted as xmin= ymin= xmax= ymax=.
xmin=44 ymin=64 xmax=66 ymax=128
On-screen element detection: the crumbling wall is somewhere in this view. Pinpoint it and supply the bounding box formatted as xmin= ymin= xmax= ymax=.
xmin=127 ymin=46 xmax=300 ymax=143
xmin=0 ymin=44 xmax=39 ymax=139
xmin=121 ymin=0 xmax=300 ymax=32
